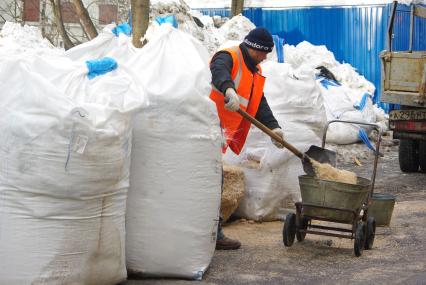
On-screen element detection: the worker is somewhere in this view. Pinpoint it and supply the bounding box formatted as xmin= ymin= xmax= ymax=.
xmin=210 ymin=27 xmax=284 ymax=250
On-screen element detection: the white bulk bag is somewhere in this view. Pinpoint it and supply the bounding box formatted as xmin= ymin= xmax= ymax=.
xmin=226 ymin=62 xmax=327 ymax=221
xmin=0 ymin=54 xmax=143 ymax=285
xmin=126 ymin=25 xmax=222 ymax=279
xmin=318 ymin=80 xmax=376 ymax=144
xmin=65 ymin=24 xmax=136 ymax=65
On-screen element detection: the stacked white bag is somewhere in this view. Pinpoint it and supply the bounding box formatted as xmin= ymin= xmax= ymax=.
xmin=226 ymin=62 xmax=327 ymax=221
xmin=284 ymin=41 xmax=380 ymax=144
xmin=66 ymin=23 xmax=222 ymax=279
xmin=0 ymin=52 xmax=144 ymax=284
xmin=318 ymin=79 xmax=376 ymax=144
xmin=125 ymin=25 xmax=222 ymax=280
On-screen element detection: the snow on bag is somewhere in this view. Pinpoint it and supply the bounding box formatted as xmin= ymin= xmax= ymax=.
xmin=226 ymin=62 xmax=327 ymax=221
xmin=126 ymin=25 xmax=222 ymax=280
xmin=0 ymin=53 xmax=144 ymax=284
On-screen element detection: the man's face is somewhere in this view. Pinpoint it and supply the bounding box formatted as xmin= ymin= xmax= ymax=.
xmin=247 ymin=48 xmax=269 ymax=65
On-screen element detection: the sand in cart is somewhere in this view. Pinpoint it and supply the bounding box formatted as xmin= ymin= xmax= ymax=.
xmin=311 ymin=159 xmax=357 ymax=185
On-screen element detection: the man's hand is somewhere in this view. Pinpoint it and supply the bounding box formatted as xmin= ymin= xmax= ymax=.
xmin=224 ymin=88 xmax=240 ymax=111
xmin=271 ymin=128 xmax=284 ymax=148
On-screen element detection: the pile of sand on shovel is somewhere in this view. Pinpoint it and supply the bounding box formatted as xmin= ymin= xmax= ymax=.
xmin=311 ymin=159 xmax=358 ymax=185
xmin=221 ymin=164 xmax=245 ymax=222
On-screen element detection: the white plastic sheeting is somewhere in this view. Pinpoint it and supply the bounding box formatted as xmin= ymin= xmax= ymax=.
xmin=0 ymin=51 xmax=144 ymax=284
xmin=225 ymin=62 xmax=327 ymax=221
xmin=126 ymin=25 xmax=222 ymax=280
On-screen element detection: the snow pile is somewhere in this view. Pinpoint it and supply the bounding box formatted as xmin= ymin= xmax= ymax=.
xmin=145 ymin=0 xmax=224 ymax=54
xmin=0 ymin=22 xmax=62 ymax=55
xmin=190 ymin=10 xmax=228 ymax=28
xmin=218 ymin=14 xmax=256 ymax=41
xmin=145 ymin=2 xmax=254 ymax=54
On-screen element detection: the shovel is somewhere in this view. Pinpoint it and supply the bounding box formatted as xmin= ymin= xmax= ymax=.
xmin=236 ymin=108 xmax=336 ymax=176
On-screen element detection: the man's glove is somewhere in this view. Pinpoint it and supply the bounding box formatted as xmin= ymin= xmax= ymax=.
xmin=224 ymin=88 xmax=240 ymax=111
xmin=271 ymin=128 xmax=284 ymax=148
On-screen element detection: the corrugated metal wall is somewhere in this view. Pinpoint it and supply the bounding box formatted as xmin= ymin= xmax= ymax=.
xmin=392 ymin=5 xmax=426 ymax=51
xmin=198 ymin=4 xmax=426 ymax=111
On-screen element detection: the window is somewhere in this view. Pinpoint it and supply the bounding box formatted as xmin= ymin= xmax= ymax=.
xmin=61 ymin=2 xmax=79 ymax=23
xmin=23 ymin=0 xmax=40 ymax=22
xmin=99 ymin=4 xmax=117 ymax=25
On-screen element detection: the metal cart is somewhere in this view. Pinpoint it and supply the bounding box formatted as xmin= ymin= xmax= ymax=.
xmin=283 ymin=120 xmax=382 ymax=257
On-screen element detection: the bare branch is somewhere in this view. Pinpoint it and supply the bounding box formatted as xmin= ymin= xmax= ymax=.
xmin=71 ymin=0 xmax=98 ymax=40
xmin=49 ymin=0 xmax=74 ymax=49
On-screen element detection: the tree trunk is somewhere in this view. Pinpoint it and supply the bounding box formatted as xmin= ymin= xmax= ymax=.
xmin=131 ymin=0 xmax=149 ymax=48
xmin=71 ymin=0 xmax=98 ymax=40
xmin=18 ymin=0 xmax=24 ymax=23
xmin=231 ymin=0 xmax=244 ymax=17
xmin=40 ymin=0 xmax=54 ymax=44
xmin=49 ymin=0 xmax=74 ymax=50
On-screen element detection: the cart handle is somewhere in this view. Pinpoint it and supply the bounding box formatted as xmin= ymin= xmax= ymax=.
xmin=320 ymin=119 xmax=383 ymax=198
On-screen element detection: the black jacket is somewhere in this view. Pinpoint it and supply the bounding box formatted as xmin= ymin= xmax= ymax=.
xmin=210 ymin=43 xmax=280 ymax=130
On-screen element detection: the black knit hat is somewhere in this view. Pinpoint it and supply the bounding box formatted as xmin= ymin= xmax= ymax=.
xmin=243 ymin=27 xmax=274 ymax=53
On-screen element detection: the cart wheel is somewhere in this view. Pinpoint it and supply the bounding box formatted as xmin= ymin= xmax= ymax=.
xmin=283 ymin=213 xmax=296 ymax=247
xmin=364 ymin=217 xmax=376 ymax=250
xmin=296 ymin=216 xmax=309 ymax=242
xmin=354 ymin=222 xmax=366 ymax=257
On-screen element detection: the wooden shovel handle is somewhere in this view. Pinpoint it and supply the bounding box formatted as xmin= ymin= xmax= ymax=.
xmin=237 ymin=108 xmax=305 ymax=159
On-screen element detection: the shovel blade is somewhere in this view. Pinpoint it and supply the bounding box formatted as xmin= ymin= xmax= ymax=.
xmin=303 ymin=145 xmax=337 ymax=176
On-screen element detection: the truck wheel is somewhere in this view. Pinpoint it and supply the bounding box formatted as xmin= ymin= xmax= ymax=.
xmin=419 ymin=141 xmax=426 ymax=173
xmin=399 ymin=139 xmax=419 ymax=172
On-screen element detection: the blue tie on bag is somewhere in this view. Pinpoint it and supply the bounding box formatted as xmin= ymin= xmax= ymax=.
xmin=86 ymin=57 xmax=118 ymax=79
xmin=317 ymin=77 xmax=341 ymax=89
xmin=155 ymin=14 xmax=178 ymax=28
xmin=112 ymin=23 xmax=132 ymax=36
xmin=358 ymin=128 xmax=378 ymax=154
xmin=354 ymin=93 xmax=373 ymax=111
xmin=272 ymin=35 xmax=285 ymax=63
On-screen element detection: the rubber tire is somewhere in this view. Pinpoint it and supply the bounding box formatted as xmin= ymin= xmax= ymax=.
xmin=399 ymin=139 xmax=419 ymax=172
xmin=354 ymin=222 xmax=366 ymax=257
xmin=364 ymin=217 xmax=376 ymax=250
xmin=283 ymin=213 xmax=296 ymax=247
xmin=296 ymin=216 xmax=309 ymax=242
xmin=419 ymin=141 xmax=426 ymax=173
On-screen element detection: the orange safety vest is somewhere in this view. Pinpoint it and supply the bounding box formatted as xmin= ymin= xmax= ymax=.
xmin=210 ymin=46 xmax=266 ymax=155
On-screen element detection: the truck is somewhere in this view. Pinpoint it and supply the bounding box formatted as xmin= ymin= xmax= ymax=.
xmin=380 ymin=1 xmax=426 ymax=173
